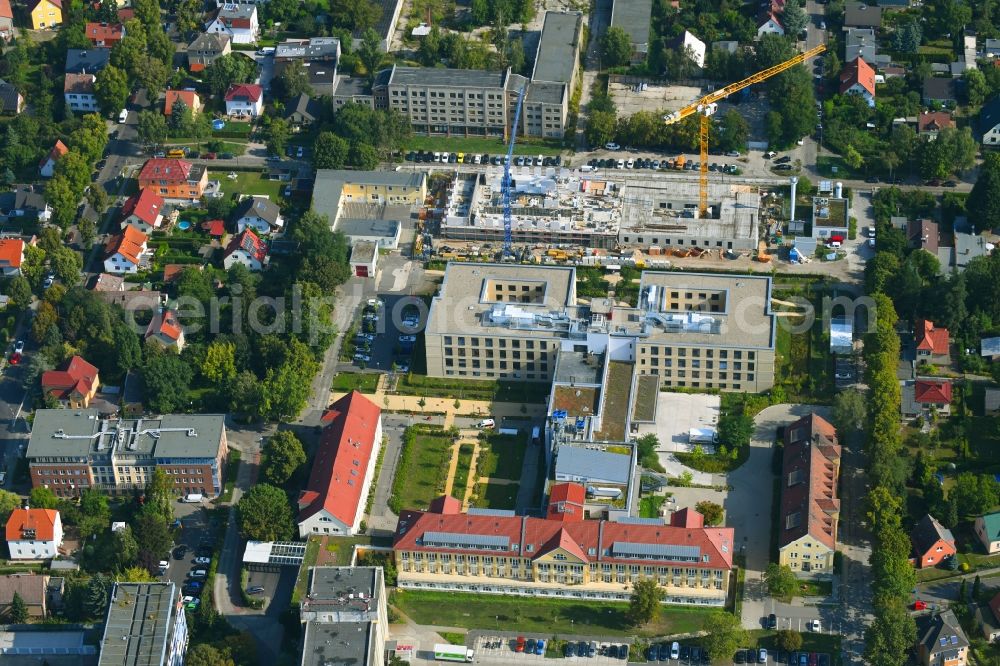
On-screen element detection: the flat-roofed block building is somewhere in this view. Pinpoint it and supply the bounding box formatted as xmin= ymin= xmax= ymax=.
xmin=26 ymin=409 xmax=228 ymax=498
xmin=312 ymin=169 xmax=426 ymax=233
xmin=300 ymin=567 xmax=387 ymax=666
xmin=393 ymin=498 xmax=734 ymax=605
xmin=424 ymin=263 xmax=776 ymax=392
xmin=610 ymin=0 xmax=653 ymax=63
xmin=98 ymin=583 xmax=187 ymax=666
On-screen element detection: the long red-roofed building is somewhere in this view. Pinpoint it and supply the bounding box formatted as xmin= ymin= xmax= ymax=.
xmin=393 ymin=500 xmax=734 ymax=604
xmin=298 ymin=391 xmax=383 ymax=537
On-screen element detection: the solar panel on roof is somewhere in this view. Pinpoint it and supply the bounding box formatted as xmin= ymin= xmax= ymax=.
xmin=611 ymin=541 xmax=701 ymax=561
xmin=466 ymin=508 xmax=516 ymax=517
xmin=422 ymin=531 xmax=510 ymax=550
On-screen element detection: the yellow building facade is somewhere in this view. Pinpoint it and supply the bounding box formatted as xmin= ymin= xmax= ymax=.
xmin=30 ymin=0 xmax=62 ymax=29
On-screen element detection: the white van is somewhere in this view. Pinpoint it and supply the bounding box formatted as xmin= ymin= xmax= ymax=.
xmin=158 ymin=560 xmax=169 ymax=574
xmin=183 ymin=493 xmax=204 ymax=503
xmin=118 ymin=108 xmax=129 ymax=123
xmin=828 ymin=241 xmax=842 ymax=248
xmin=476 ymin=418 xmax=495 ymax=429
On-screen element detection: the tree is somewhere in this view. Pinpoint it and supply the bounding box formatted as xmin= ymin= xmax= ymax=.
xmin=142 ymin=351 xmax=194 ymax=413
xmin=313 ymin=132 xmax=349 ymax=168
xmin=237 ymin=483 xmax=295 ymax=541
xmin=329 ymin=0 xmax=383 ymax=32
xmin=30 ymin=486 xmax=59 ymax=508
xmin=113 ymin=525 xmax=140 ymax=569
xmin=626 ymin=578 xmax=664 ymax=626
xmin=775 ymin=629 xmax=802 ymax=652
xmin=702 ymin=611 xmax=749 ymax=662
xmin=204 ymin=53 xmax=258 ymax=97
xmin=8 ymin=592 xmax=28 ymax=623
xmin=716 ymin=109 xmax=749 ymax=153
xmin=0 ymin=490 xmax=21 ymax=523
xmin=85 ymin=574 xmax=112 ymax=618
xmin=764 ymin=563 xmax=798 ymax=598
xmin=276 ymin=60 xmax=311 ymax=100
xmin=175 ymin=0 xmax=203 ymax=38
xmin=358 ymin=28 xmax=385 ymax=84
xmin=202 ymin=341 xmax=237 ymax=384
xmin=718 ymin=413 xmax=753 ymax=448
xmin=348 ymin=141 xmax=379 ymax=170
xmin=262 ymin=431 xmax=306 ymax=485
xmin=94 ymin=65 xmax=130 ymax=116
xmin=780 ymin=0 xmax=808 ymax=37
xmin=974 ymin=574 xmax=982 ymax=600
xmin=117 ymin=566 xmax=157 ymax=582
xmin=46 ymin=175 xmax=80 ymax=229
xmin=50 ymin=247 xmax=83 ymax=284
xmin=695 ymin=501 xmax=724 ymax=526
xmin=968 ymin=152 xmax=1000 ymax=231
xmin=135 ymin=55 xmax=169 ymax=98
xmin=891 ymin=18 xmax=922 ymax=53
xmin=585 ymin=110 xmax=617 ymax=147
xmin=137 ymin=110 xmax=168 ymax=148
xmin=832 ymin=389 xmax=866 ymax=433
xmin=186 ymin=644 xmax=235 ymax=666
xmin=602 ymin=26 xmax=633 ymax=67
xmin=146 ymin=469 xmax=175 ymax=522
xmin=962 ymin=68 xmax=989 ymax=107
xmin=266 ymin=118 xmax=291 ymax=157
xmin=133 ymin=508 xmax=173 ymax=572
xmin=7 ymin=276 xmax=31 ymax=309
xmin=951 ymin=473 xmax=1000 ymax=516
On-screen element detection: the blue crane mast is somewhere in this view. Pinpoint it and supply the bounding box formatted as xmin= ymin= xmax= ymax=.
xmin=502 ymin=85 xmax=528 ymax=259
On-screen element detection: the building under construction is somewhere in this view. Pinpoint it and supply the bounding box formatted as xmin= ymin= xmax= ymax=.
xmin=617 ymin=179 xmax=762 ymax=252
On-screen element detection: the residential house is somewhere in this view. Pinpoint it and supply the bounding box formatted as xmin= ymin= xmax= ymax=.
xmin=137 ymin=158 xmax=208 ymax=201
xmin=911 ymin=514 xmax=956 ymax=569
xmin=233 ymin=196 xmax=283 ymax=234
xmin=224 ymin=83 xmax=263 ymax=117
xmin=297 ymin=391 xmax=382 ymax=537
xmin=901 ymin=379 xmax=953 ymax=420
xmin=0 ymin=0 xmax=13 ymax=41
xmin=843 ymin=2 xmax=882 ymax=29
xmin=778 ymin=413 xmax=842 ymax=578
xmin=952 ymin=228 xmax=992 ymax=270
xmin=283 ymin=93 xmax=324 ymax=128
xmin=978 ymin=95 xmax=1000 ymax=145
xmin=274 ymin=37 xmax=340 ymax=96
xmin=164 ymin=89 xmax=202 ymax=116
xmin=205 ymin=3 xmax=259 ymax=45
xmin=975 ymin=512 xmax=1000 ymax=554
xmin=0 ymin=78 xmax=24 ymax=115
xmin=609 ymin=0 xmax=653 ymax=63
xmin=65 ymin=48 xmax=110 ymax=74
xmin=916 ymin=610 xmax=968 ymax=666
xmin=6 ymin=508 xmax=63 ymax=560
xmin=84 ymin=22 xmax=123 ymax=46
xmin=103 ymin=224 xmax=148 ymax=274
xmin=41 ymin=356 xmax=100 ymax=408
xmin=349 ymin=240 xmax=378 ymax=278
xmin=757 ymin=12 xmax=784 ymax=38
xmin=29 ymin=0 xmax=61 ymax=29
xmin=145 ymin=309 xmax=185 ymax=351
xmin=0 ymin=185 xmax=51 ymax=222
xmin=222 ymin=228 xmax=269 ymax=271
xmin=915 ymin=318 xmax=950 ymax=364
xmin=918 ymin=111 xmax=955 ymax=139
xmin=64 ymin=73 xmax=97 ymax=113
xmin=186 ymin=33 xmax=231 ymax=73
xmin=975 ymin=591 xmax=1000 ymax=642
xmin=38 ymin=140 xmax=68 ymax=178
xmin=908 ymin=218 xmax=939 ymax=255
xmin=845 ymin=28 xmax=877 ymax=64
xmin=840 ymin=57 xmax=876 ymax=107
xmin=546 ymin=482 xmax=586 ymax=521
xmin=118 ymin=188 xmax=164 ymax=233
xmin=674 ymin=30 xmax=706 ymax=69
xmin=0 ymin=575 xmax=48 ymax=618
xmin=0 ymin=239 xmax=25 ymax=276
xmin=393 ymin=500 xmax=735 ymax=605
xmin=923 ymin=77 xmax=957 ymax=106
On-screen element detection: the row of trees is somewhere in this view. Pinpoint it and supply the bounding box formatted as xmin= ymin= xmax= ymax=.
xmin=44 ymin=113 xmax=109 ymax=228
xmin=312 ymin=103 xmax=411 ymax=170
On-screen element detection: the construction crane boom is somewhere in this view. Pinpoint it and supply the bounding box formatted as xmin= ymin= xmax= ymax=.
xmin=662 ymin=44 xmax=826 ymax=217
xmin=503 ymin=85 xmax=528 ymax=258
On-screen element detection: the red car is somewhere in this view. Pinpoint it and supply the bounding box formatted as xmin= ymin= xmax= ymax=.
xmin=8 ymin=352 xmax=20 ymax=365
xmin=204 ymin=152 xmax=217 ymax=160
xmin=809 ymin=653 xmax=818 ymax=666
xmin=913 ymin=600 xmax=927 ymax=610
xmin=514 ymin=636 xmax=525 ymax=653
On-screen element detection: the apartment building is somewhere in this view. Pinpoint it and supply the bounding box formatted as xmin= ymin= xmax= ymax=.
xmin=98 ymin=583 xmax=188 ymax=666
xmin=26 ymin=409 xmax=228 ymax=498
xmin=424 ymin=263 xmax=776 ymax=392
xmin=300 ymin=567 xmax=387 ymax=666
xmin=393 ymin=498 xmax=734 ymax=605
xmin=777 ymin=414 xmax=841 ymax=577
xmin=137 ymin=158 xmax=208 ymax=201
xmin=311 ymin=169 xmax=426 ymax=230
xmin=186 ymin=32 xmax=231 ymax=72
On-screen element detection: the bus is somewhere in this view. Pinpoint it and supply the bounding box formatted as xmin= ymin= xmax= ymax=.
xmin=432 ymin=644 xmax=474 ymax=662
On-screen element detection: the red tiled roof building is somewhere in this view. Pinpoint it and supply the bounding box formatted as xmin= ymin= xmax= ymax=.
xmin=41 ymin=356 xmax=100 ymax=409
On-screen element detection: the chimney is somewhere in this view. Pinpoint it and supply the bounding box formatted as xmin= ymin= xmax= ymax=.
xmin=789 ymin=176 xmax=798 ymax=221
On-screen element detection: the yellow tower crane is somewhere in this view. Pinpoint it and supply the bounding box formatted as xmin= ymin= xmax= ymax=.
xmin=662 ymin=44 xmax=826 ymax=217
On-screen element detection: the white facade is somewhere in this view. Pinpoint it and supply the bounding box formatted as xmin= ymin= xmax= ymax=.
xmin=8 ymin=513 xmax=63 ymax=560
xmin=236 ymin=213 xmax=283 ymax=234
xmin=298 ymin=416 xmax=382 ymax=538
xmin=205 ymin=5 xmax=260 ymax=44
xmin=984 ymin=122 xmax=1000 ymax=145
xmin=757 ymin=16 xmax=784 ymax=38
xmin=104 ymin=251 xmax=141 ymax=274
xmin=39 ymin=158 xmax=58 ymax=178
xmin=121 ymin=213 xmax=163 ymax=234
xmin=225 ymin=96 xmax=263 ymax=117
xmin=223 ymin=247 xmax=265 ymax=271
xmin=843 ymin=83 xmax=875 ymax=107
xmin=65 ymin=91 xmax=98 ymax=112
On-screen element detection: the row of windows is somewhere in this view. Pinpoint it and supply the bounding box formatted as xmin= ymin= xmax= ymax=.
xmin=391 ymin=90 xmax=503 ymax=100
xmin=443 ymin=336 xmax=554 ymax=349
xmin=447 ymin=348 xmax=549 ymax=360
xmin=641 ymin=347 xmax=755 ymax=359
xmin=640 ymin=358 xmax=753 ymax=370
xmin=638 ymin=369 xmax=742 ymax=391
xmin=622 ymin=235 xmax=736 ymax=249
xmin=445 ymin=359 xmax=549 ymax=372
xmin=445 ymin=370 xmax=547 ymax=380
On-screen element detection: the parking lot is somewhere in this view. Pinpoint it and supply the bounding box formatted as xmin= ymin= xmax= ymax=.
xmin=472 ymin=635 xmax=631 ymax=664
xmin=159 ymin=502 xmax=217 ymax=609
xmin=349 ymin=294 xmax=423 ymax=372
xmin=834 ymin=355 xmax=859 ymax=390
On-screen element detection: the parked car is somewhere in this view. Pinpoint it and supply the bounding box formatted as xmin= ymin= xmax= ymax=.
xmin=525 ymin=639 xmax=536 ymax=654
xmin=246 ymin=586 xmax=265 ymax=594
xmin=775 ymin=155 xmax=792 ymax=164
xmin=657 ymin=643 xmax=670 ymax=661
xmin=758 ymin=648 xmax=768 ymax=663
xmin=809 ymin=619 xmax=821 ymax=631
xmin=13 ymin=340 xmax=24 ymax=355
xmin=398 ymin=335 xmax=416 ymax=343
xmin=768 ymin=613 xmax=778 ymax=629
xmin=565 ymin=643 xmax=576 ymax=658
xmin=646 ymin=645 xmax=658 ymax=661
xmin=194 ymin=557 xmax=211 ymax=565
xmin=353 ymin=354 xmax=371 ymax=363
xmin=735 ymin=649 xmax=747 ymax=664
xmin=534 ymin=639 xmax=545 ymax=655
xmin=515 ymin=636 xmax=526 ymax=652
xmin=604 ymin=142 xmax=621 ymax=150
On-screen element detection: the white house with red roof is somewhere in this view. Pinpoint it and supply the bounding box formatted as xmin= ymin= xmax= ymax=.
xmin=205 ymin=3 xmax=260 ymax=44
xmin=0 ymin=0 xmax=13 ymax=41
xmin=224 ymin=83 xmax=263 ymax=117
xmin=6 ymin=507 xmax=63 ymax=559
xmin=840 ymin=56 xmax=876 ymax=107
xmin=119 ymin=188 xmax=164 ymax=233
xmin=222 ymin=227 xmax=269 ymax=271
xmin=84 ymin=21 xmax=124 ymax=47
xmin=757 ymin=11 xmax=783 ymax=38
xmin=103 ymin=224 xmax=149 ymax=274
xmin=38 ymin=140 xmax=68 ymax=178
xmin=0 ymin=238 xmax=25 ymax=277
xmin=145 ymin=308 xmax=185 ymax=351
xmin=298 ymin=391 xmax=382 ymax=537
xmin=915 ymin=318 xmax=950 ymax=364
xmin=393 ymin=501 xmax=734 ymax=604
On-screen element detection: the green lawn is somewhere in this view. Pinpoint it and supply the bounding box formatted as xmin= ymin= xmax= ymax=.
xmin=390 ymin=590 xmax=719 ymax=638
xmin=217 ymin=449 xmax=241 ymax=504
xmin=406 ymin=135 xmax=564 ymax=156
xmin=476 ymin=433 xmax=526 ymax=480
xmin=816 ymin=155 xmax=863 ymax=180
xmin=638 ymin=495 xmax=667 ymax=518
xmin=292 ymin=537 xmax=321 ymax=604
xmin=163 ymin=140 xmax=248 ymax=155
xmin=390 ymin=426 xmax=455 ymax=512
xmin=772 ymin=287 xmax=835 ymax=403
xmin=396 ymin=374 xmax=550 ymax=403
xmin=331 ymin=372 xmax=380 ymax=393
xmin=675 ymin=445 xmax=749 ymax=474
xmin=471 ymin=481 xmax=519 ymax=510
xmin=593 ymin=361 xmax=633 ymax=441
xmin=451 ymin=444 xmax=475 ymax=499
xmin=208 ymin=170 xmax=283 ymax=200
